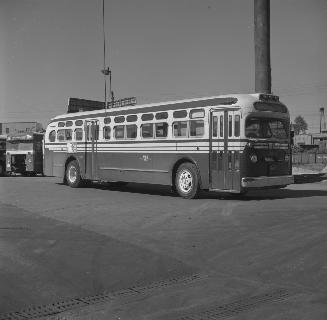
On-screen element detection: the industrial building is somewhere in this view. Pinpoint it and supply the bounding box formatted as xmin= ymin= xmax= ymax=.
xmin=0 ymin=122 xmax=43 ymax=136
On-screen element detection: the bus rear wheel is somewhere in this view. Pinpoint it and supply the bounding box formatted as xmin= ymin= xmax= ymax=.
xmin=66 ymin=160 xmax=83 ymax=188
xmin=175 ymin=163 xmax=200 ymax=199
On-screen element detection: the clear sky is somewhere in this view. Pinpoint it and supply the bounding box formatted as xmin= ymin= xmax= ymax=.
xmin=1 ymin=0 xmax=327 ymax=131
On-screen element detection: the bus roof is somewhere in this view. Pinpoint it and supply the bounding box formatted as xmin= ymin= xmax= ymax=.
xmin=49 ymin=93 xmax=286 ymax=123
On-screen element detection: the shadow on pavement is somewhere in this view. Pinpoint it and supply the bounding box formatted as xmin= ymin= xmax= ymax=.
xmin=0 ymin=204 xmax=196 ymax=313
xmin=293 ymin=173 xmax=327 ymax=184
xmin=58 ymin=181 xmax=327 ymax=201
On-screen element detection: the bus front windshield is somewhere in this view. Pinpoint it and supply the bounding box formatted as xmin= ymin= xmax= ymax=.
xmin=245 ymin=117 xmax=289 ymax=139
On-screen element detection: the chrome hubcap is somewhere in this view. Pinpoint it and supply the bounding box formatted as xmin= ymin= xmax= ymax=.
xmin=178 ymin=169 xmax=193 ymax=193
xmin=68 ymin=166 xmax=77 ymax=183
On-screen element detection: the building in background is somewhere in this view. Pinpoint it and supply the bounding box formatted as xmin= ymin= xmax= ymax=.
xmin=0 ymin=122 xmax=43 ymax=136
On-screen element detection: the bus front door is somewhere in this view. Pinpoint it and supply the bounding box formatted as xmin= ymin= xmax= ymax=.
xmin=210 ymin=109 xmax=238 ymax=191
xmin=85 ymin=120 xmax=99 ymax=180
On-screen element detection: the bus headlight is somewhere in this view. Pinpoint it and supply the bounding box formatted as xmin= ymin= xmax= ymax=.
xmin=249 ymin=153 xmax=258 ymax=163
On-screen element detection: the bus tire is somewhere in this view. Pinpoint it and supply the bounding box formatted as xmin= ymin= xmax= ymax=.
xmin=175 ymin=163 xmax=200 ymax=199
xmin=66 ymin=160 xmax=83 ymax=188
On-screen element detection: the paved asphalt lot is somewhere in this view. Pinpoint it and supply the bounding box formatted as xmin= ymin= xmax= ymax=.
xmin=0 ymin=176 xmax=327 ymax=319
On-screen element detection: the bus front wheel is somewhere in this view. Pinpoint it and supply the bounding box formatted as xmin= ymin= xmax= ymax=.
xmin=66 ymin=160 xmax=83 ymax=188
xmin=175 ymin=163 xmax=200 ymax=199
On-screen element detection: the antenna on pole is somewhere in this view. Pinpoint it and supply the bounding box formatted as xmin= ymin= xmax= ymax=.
xmin=101 ymin=0 xmax=114 ymax=109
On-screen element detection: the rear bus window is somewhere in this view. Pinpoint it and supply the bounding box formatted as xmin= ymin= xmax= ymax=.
xmin=49 ymin=130 xmax=56 ymax=142
xmin=141 ymin=123 xmax=153 ymax=138
xmin=173 ymin=121 xmax=188 ymax=137
xmin=190 ymin=120 xmax=204 ymax=137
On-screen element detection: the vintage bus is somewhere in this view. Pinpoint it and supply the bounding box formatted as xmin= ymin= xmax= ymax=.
xmin=6 ymin=132 xmax=44 ymax=176
xmin=44 ymin=94 xmax=293 ymax=198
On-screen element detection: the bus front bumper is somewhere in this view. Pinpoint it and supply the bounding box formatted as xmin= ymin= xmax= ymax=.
xmin=241 ymin=175 xmax=294 ymax=188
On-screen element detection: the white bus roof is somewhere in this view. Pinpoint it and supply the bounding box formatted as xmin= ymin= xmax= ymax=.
xmin=49 ymin=93 xmax=286 ymax=122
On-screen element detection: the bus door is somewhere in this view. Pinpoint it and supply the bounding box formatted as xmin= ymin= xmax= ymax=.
xmin=85 ymin=120 xmax=99 ymax=180
xmin=210 ymin=109 xmax=239 ymax=191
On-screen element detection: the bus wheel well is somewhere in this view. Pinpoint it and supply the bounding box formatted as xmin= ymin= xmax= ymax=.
xmin=63 ymin=156 xmax=77 ymax=184
xmin=172 ymin=158 xmax=202 ymax=189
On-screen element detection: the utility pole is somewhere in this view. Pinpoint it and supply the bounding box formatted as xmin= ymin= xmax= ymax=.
xmin=254 ymin=0 xmax=271 ymax=93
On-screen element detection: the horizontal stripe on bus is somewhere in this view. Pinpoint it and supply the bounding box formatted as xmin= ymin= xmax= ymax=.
xmin=45 ymin=144 xmax=247 ymax=150
xmin=99 ymin=167 xmax=169 ymax=173
xmin=44 ymin=142 xmax=249 ymax=148
xmin=44 ymin=138 xmax=251 ymax=145
xmin=50 ymin=97 xmax=238 ymax=123
xmin=45 ymin=149 xmax=245 ymax=154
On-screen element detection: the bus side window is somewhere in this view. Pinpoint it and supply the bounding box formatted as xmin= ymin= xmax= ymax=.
xmin=49 ymin=130 xmax=56 ymax=142
xmin=155 ymin=122 xmax=168 ymax=138
xmin=141 ymin=123 xmax=153 ymax=138
xmin=57 ymin=129 xmax=65 ymax=141
xmin=103 ymin=126 xmax=111 ymax=140
xmin=173 ymin=121 xmax=188 ymax=137
xmin=114 ymin=125 xmax=125 ymax=139
xmin=190 ymin=120 xmax=204 ymax=137
xmin=75 ymin=128 xmax=83 ymax=141
xmin=219 ymin=116 xmax=224 ymax=137
xmin=126 ymin=124 xmax=137 ymax=139
xmin=213 ymin=116 xmax=218 ymax=137
xmin=65 ymin=129 xmax=72 ymax=141
xmin=228 ymin=115 xmax=233 ymax=137
xmin=234 ymin=115 xmax=240 ymax=137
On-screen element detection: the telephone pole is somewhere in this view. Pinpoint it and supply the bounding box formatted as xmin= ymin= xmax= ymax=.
xmin=254 ymin=0 xmax=271 ymax=93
